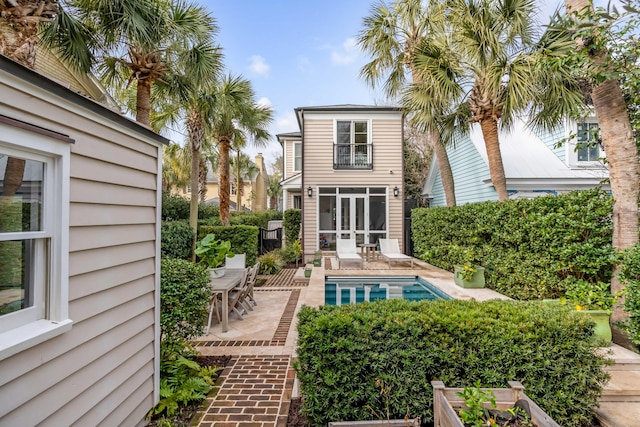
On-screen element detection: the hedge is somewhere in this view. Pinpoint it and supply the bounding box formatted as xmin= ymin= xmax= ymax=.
xmin=230 ymin=209 xmax=282 ymax=228
xmin=160 ymin=258 xmax=210 ymax=352
xmin=198 ymin=225 xmax=259 ymax=266
xmin=620 ymin=244 xmax=640 ymax=346
xmin=412 ymin=189 xmax=615 ymax=300
xmin=161 ymin=220 xmax=194 ymax=260
xmin=283 ymin=209 xmax=301 ymax=244
xmin=295 ymin=299 xmax=608 ymax=427
xmin=161 ymin=192 xmax=220 ymax=221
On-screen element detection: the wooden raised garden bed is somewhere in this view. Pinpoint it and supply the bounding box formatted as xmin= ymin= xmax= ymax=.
xmin=432 ymin=380 xmax=559 ymax=427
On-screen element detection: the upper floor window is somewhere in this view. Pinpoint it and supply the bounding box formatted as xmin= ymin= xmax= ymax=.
xmin=293 ymin=142 xmax=302 ymax=172
xmin=334 ymin=120 xmax=372 ymax=170
xmin=577 ymin=122 xmax=600 ymax=162
xmin=0 ymin=121 xmax=72 ymax=360
xmin=230 ymin=182 xmax=237 ymax=196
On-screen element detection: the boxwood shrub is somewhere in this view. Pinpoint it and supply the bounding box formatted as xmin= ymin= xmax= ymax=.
xmin=198 ymin=225 xmax=259 ymax=266
xmin=295 ymin=299 xmax=608 ymax=427
xmin=412 ymin=189 xmax=614 ymax=300
xmin=161 ymin=220 xmax=194 ymax=260
xmin=160 ymin=258 xmax=210 ymax=352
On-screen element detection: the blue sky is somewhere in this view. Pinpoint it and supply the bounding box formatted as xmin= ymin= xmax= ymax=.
xmin=198 ymin=0 xmax=565 ymax=168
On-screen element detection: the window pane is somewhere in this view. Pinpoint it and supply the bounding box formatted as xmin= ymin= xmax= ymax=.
xmin=0 ymin=239 xmax=35 ymax=316
xmin=337 ymin=121 xmax=350 ymax=145
xmin=0 ymin=156 xmax=44 ymax=232
xmin=369 ymin=196 xmax=386 ymax=230
xmin=354 ymin=122 xmax=367 ymax=133
xmin=294 ymin=143 xmax=302 ymax=171
xmin=319 ymin=196 xmax=336 ymax=230
xmin=293 ymin=195 xmax=302 ymax=209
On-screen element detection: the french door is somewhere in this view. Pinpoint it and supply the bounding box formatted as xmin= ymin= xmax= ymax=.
xmin=338 ymin=195 xmax=366 ymax=245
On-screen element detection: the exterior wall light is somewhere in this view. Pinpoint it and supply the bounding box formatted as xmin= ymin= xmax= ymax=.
xmin=393 ymin=186 xmax=399 ymax=197
xmin=307 ymin=186 xmax=313 ymax=197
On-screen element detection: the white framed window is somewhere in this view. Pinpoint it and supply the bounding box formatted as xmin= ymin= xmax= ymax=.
xmin=334 ymin=120 xmax=372 ymax=170
xmin=576 ymin=121 xmax=600 ymax=162
xmin=293 ymin=142 xmax=302 ymax=172
xmin=0 ymin=121 xmax=71 ymax=361
xmin=293 ymin=194 xmax=302 ymax=209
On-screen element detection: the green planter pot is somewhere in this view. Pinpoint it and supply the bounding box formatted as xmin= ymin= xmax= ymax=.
xmin=453 ymin=265 xmax=485 ymax=288
xmin=304 ymin=268 xmax=312 ymax=278
xmin=576 ymin=309 xmax=612 ymax=343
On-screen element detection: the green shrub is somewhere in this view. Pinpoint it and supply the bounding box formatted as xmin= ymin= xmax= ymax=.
xmin=198 ymin=225 xmax=259 ymax=266
xmin=283 ymin=209 xmax=301 ymax=244
xmin=277 ymin=245 xmax=297 ymax=264
xmin=257 ymin=251 xmax=284 ymax=274
xmin=160 ymin=258 xmax=210 ymax=352
xmin=161 ymin=220 xmax=194 ymax=260
xmin=413 ymin=189 xmax=614 ymax=300
xmin=161 ymin=191 xmax=220 ymax=221
xmin=230 ymin=209 xmax=282 ymax=228
xmin=295 ymin=299 xmax=608 ymax=427
xmin=619 ymin=244 xmax=640 ymax=346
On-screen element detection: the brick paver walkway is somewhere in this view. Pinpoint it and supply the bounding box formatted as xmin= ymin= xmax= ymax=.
xmin=197 ymin=355 xmax=295 ymax=427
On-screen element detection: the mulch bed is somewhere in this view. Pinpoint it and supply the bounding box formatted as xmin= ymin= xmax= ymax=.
xmin=146 ymin=355 xmax=232 ymax=427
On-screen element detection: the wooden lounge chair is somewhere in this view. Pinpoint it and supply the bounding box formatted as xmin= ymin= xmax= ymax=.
xmin=336 ymin=238 xmax=363 ymax=269
xmin=379 ymin=238 xmax=413 ymax=268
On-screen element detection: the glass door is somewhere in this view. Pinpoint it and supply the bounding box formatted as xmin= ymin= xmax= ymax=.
xmin=338 ymin=195 xmax=367 ymax=245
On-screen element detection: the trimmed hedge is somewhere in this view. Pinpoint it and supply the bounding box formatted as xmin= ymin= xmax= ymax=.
xmin=283 ymin=209 xmax=301 ymax=244
xmin=412 ymin=189 xmax=615 ymax=300
xmin=161 ymin=220 xmax=194 ymax=260
xmin=295 ymin=299 xmax=608 ymax=427
xmin=230 ymin=209 xmax=282 ymax=228
xmin=161 ymin=192 xmax=219 ymax=221
xmin=620 ymin=244 xmax=640 ymax=346
xmin=160 ymin=258 xmax=210 ymax=352
xmin=198 ymin=225 xmax=259 ymax=266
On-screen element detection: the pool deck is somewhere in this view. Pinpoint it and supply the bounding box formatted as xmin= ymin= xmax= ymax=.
xmin=191 ymin=257 xmax=640 ymax=427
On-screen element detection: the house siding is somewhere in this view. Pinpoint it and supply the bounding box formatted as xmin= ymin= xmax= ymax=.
xmin=533 ymin=125 xmax=566 ymax=163
xmin=285 ymin=139 xmax=297 ymax=179
xmin=301 ymin=113 xmax=404 ymax=255
xmin=0 ymin=66 xmax=162 ymax=425
xmin=430 ymin=134 xmax=498 ymax=207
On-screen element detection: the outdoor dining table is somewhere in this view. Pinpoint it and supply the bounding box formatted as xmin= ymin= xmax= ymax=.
xmin=209 ymin=268 xmax=245 ymax=333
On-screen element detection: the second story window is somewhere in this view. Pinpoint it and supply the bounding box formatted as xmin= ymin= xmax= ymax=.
xmin=294 ymin=142 xmax=302 ymax=172
xmin=334 ymin=120 xmax=372 ymax=170
xmin=577 ymin=122 xmax=600 ymax=162
xmin=230 ymin=182 xmax=237 ymax=196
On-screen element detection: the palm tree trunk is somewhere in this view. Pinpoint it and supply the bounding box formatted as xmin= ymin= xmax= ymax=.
xmin=479 ymin=118 xmax=509 ymax=201
xmin=236 ymin=151 xmax=242 ymax=211
xmin=187 ymin=113 xmax=205 ymax=260
xmin=431 ymin=129 xmax=456 ymax=206
xmin=198 ymin=156 xmax=207 ymax=203
xmin=136 ymin=77 xmax=152 ymax=126
xmin=565 ymin=0 xmax=640 ymax=349
xmin=2 ymin=157 xmax=26 ymax=197
xmin=218 ymin=138 xmax=231 ymax=225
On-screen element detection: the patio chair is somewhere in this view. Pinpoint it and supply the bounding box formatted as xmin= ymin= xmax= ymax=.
xmin=228 ymin=267 xmax=250 ymax=320
xmin=336 ymin=238 xmax=363 ymax=269
xmin=245 ymin=262 xmax=260 ymax=307
xmin=205 ymin=290 xmax=222 ymax=335
xmin=379 ymin=238 xmax=413 ymax=268
xmin=225 ymin=253 xmax=246 ymax=269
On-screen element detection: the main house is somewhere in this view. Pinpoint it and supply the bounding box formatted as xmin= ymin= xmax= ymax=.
xmin=277 ymin=105 xmax=405 ymax=260
xmin=0 ymin=53 xmax=166 ymax=425
xmin=423 ymin=118 xmax=609 ymax=206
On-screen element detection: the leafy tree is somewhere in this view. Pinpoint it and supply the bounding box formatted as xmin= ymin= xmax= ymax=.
xmin=230 ymin=151 xmax=259 ymax=211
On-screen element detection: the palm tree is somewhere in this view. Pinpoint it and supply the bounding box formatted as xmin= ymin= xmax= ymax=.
xmin=162 ymin=142 xmax=190 ymax=192
xmin=563 ymin=0 xmax=640 ymax=341
xmin=358 ymin=0 xmax=457 ymax=206
xmin=208 ymin=74 xmax=273 ymax=225
xmin=267 ymin=174 xmax=282 ymax=211
xmin=230 ymin=151 xmax=259 ymax=211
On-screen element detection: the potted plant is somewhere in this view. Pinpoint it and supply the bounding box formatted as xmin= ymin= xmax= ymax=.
xmin=195 ymin=233 xmax=234 ymax=278
xmin=304 ymin=264 xmax=313 ymax=278
xmin=561 ymin=279 xmax=619 ymax=343
xmin=451 ymin=246 xmax=485 ymax=288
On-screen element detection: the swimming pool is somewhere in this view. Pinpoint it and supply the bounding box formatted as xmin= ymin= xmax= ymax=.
xmin=324 ymin=276 xmax=451 ymax=306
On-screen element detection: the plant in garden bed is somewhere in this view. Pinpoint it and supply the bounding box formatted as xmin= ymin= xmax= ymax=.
xmin=258 ymin=250 xmax=284 ymax=274
xmin=455 ymin=381 xmax=535 ymax=427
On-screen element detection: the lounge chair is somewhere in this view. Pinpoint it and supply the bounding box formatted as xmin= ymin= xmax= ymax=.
xmin=336 ymin=238 xmax=364 ymax=269
xmin=379 ymin=238 xmax=413 ymax=268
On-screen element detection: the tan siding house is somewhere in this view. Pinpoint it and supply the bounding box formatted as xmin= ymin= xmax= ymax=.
xmin=0 ymin=55 xmax=166 ymax=426
xmin=278 ymin=105 xmax=404 ymax=259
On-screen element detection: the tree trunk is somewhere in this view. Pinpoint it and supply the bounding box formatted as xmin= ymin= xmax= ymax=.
xmin=136 ymin=77 xmax=152 ymax=126
xmin=218 ymin=138 xmax=231 ymax=225
xmin=479 ymin=118 xmax=509 ymax=201
xmin=198 ymin=156 xmax=207 ymax=203
xmin=431 ymin=129 xmax=456 ymax=206
xmin=2 ymin=157 xmax=26 ymax=197
xmin=565 ymin=0 xmax=640 ymax=349
xmin=187 ymin=113 xmax=205 ymax=261
xmin=236 ymin=151 xmax=242 ymax=211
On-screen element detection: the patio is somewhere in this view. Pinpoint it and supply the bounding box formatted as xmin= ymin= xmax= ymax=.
xmin=191 ymin=257 xmax=640 ymax=427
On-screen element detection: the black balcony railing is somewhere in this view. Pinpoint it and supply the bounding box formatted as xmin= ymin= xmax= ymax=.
xmin=333 ymin=143 xmax=373 ymax=170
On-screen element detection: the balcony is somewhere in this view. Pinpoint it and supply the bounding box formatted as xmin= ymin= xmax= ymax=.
xmin=333 ymin=143 xmax=373 ymax=170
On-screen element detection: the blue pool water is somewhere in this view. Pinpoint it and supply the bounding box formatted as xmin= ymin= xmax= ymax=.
xmin=324 ymin=276 xmax=451 ymax=306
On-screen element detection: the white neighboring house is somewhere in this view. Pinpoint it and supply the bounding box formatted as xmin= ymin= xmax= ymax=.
xmin=0 ymin=54 xmax=167 ymax=425
xmin=423 ymin=118 xmax=609 ymax=206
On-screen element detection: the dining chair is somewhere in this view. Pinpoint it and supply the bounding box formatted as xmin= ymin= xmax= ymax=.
xmin=225 ymin=253 xmax=246 ymax=269
xmin=206 ymin=291 xmax=222 ymax=335
xmin=245 ymin=262 xmax=260 ymax=307
xmin=228 ymin=267 xmax=250 ymax=319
